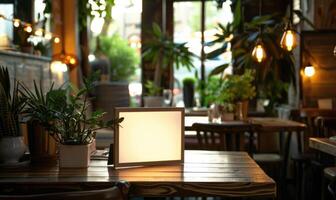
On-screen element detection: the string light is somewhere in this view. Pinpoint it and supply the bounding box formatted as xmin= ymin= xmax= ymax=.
xmin=54 ymin=37 xmax=60 ymax=44
xmin=45 ymin=32 xmax=52 ymax=40
xmin=35 ymin=28 xmax=43 ymax=36
xmin=0 ymin=13 xmax=59 ymax=44
xmin=24 ymin=24 xmax=33 ymax=33
xmin=13 ymin=19 xmax=20 ymax=27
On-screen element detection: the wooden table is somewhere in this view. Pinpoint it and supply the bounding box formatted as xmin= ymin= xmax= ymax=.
xmin=309 ymin=137 xmax=336 ymax=156
xmin=185 ymin=117 xmax=307 ymax=177
xmin=0 ymin=150 xmax=276 ymax=198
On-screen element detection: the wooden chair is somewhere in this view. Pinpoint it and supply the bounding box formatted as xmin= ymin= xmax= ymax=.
xmin=191 ymin=122 xmax=254 ymax=152
xmin=296 ymin=116 xmax=336 ymax=200
xmin=0 ymin=181 xmax=130 ymax=200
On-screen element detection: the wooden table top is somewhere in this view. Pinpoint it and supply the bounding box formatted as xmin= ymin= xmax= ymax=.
xmin=309 ymin=137 xmax=336 ymax=156
xmin=185 ymin=116 xmax=306 ymax=132
xmin=0 ymin=150 xmax=276 ymax=198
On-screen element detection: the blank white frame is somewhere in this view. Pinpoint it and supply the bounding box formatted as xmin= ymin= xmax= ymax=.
xmin=114 ymin=107 xmax=184 ymax=168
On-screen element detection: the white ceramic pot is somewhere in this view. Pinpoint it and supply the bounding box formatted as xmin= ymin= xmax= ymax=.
xmin=0 ymin=136 xmax=26 ymax=164
xmin=59 ymin=144 xmax=90 ymax=168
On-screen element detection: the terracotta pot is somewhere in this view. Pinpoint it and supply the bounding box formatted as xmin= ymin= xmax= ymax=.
xmin=0 ymin=136 xmax=26 ymax=164
xmin=235 ymin=101 xmax=249 ymax=120
xmin=27 ymin=121 xmax=57 ymax=162
xmin=221 ymin=112 xmax=235 ymax=121
xmin=59 ymin=144 xmax=90 ymax=168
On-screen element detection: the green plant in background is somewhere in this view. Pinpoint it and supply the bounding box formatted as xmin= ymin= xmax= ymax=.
xmin=98 ymin=34 xmax=140 ymax=81
xmin=206 ymin=0 xmax=295 ymax=114
xmin=205 ymin=70 xmax=256 ymax=111
xmin=144 ymin=80 xmax=162 ymax=96
xmin=142 ymin=23 xmax=196 ymax=95
xmin=20 ymin=73 xmax=123 ymax=145
xmin=0 ymin=66 xmax=26 ymax=137
xmin=182 ymin=77 xmax=196 ymax=86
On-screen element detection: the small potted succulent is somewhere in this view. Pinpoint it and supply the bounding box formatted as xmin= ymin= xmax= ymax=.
xmin=143 ymin=80 xmax=163 ymax=107
xmin=21 ymin=74 xmax=123 ymax=168
xmin=0 ymin=66 xmax=27 ymax=164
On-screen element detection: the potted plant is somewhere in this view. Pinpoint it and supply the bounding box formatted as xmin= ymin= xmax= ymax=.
xmin=205 ymin=76 xmax=235 ymax=121
xmin=143 ymin=80 xmax=163 ymax=107
xmin=182 ymin=77 xmax=195 ymax=108
xmin=142 ymin=23 xmax=196 ymax=106
xmin=205 ymin=0 xmax=304 ymax=114
xmin=205 ymin=70 xmax=256 ymax=121
xmin=0 ymin=66 xmax=27 ymax=164
xmin=21 ymin=74 xmax=123 ymax=168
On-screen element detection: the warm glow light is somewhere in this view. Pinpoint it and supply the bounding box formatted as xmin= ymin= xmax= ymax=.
xmin=51 ymin=61 xmax=68 ymax=73
xmin=24 ymin=24 xmax=32 ymax=33
xmin=13 ymin=19 xmax=20 ymax=27
xmin=35 ymin=29 xmax=43 ymax=36
xmin=90 ymin=17 xmax=104 ymax=35
xmin=69 ymin=57 xmax=76 ymax=65
xmin=114 ymin=108 xmax=183 ymax=167
xmin=280 ymin=29 xmax=297 ymax=51
xmin=88 ymin=54 xmax=96 ymax=62
xmin=334 ymin=45 xmax=336 ymax=56
xmin=45 ymin=32 xmax=52 ymax=40
xmin=252 ymin=43 xmax=266 ymax=63
xmin=54 ymin=37 xmax=60 ymax=44
xmin=304 ymin=65 xmax=315 ymax=77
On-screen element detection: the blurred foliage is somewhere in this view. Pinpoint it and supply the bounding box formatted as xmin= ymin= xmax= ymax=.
xmin=99 ymin=34 xmax=140 ymax=81
xmin=206 ymin=0 xmax=296 ymax=113
xmin=205 ymin=70 xmax=256 ymax=107
xmin=142 ymin=23 xmax=196 ymax=93
xmin=144 ymin=80 xmax=162 ymax=96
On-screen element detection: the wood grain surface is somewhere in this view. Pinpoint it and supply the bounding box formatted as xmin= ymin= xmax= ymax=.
xmin=309 ymin=137 xmax=336 ymax=156
xmin=0 ymin=150 xmax=276 ymax=198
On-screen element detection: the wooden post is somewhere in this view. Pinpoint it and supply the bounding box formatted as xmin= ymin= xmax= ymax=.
xmin=52 ymin=0 xmax=80 ymax=87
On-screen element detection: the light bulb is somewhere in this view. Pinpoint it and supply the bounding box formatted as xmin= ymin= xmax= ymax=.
xmin=51 ymin=61 xmax=68 ymax=73
xmin=13 ymin=19 xmax=20 ymax=27
xmin=45 ymin=32 xmax=52 ymax=40
xmin=54 ymin=37 xmax=60 ymax=44
xmin=304 ymin=65 xmax=315 ymax=77
xmin=35 ymin=29 xmax=43 ymax=36
xmin=90 ymin=17 xmax=104 ymax=35
xmin=252 ymin=43 xmax=266 ymax=63
xmin=280 ymin=29 xmax=297 ymax=51
xmin=24 ymin=24 xmax=32 ymax=33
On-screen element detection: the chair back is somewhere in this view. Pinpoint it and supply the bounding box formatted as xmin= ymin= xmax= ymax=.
xmin=0 ymin=181 xmax=129 ymax=200
xmin=315 ymin=117 xmax=336 ymax=138
xmin=191 ymin=122 xmax=253 ymax=151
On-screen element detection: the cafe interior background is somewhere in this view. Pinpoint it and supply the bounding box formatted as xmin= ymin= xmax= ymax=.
xmin=0 ymin=0 xmax=336 ymax=199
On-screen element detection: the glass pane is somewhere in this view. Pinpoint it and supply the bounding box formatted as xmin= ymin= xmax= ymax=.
xmin=0 ymin=4 xmax=14 ymax=46
xmin=174 ymin=1 xmax=233 ymax=106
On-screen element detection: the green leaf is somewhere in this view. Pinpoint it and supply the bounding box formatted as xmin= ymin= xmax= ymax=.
xmin=209 ymin=63 xmax=230 ymax=76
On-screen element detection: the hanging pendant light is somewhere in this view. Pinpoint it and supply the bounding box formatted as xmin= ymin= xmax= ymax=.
xmin=252 ymin=38 xmax=266 ymax=63
xmin=252 ymin=0 xmax=266 ymax=63
xmin=280 ymin=22 xmax=297 ymax=51
xmin=280 ymin=0 xmax=297 ymax=51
